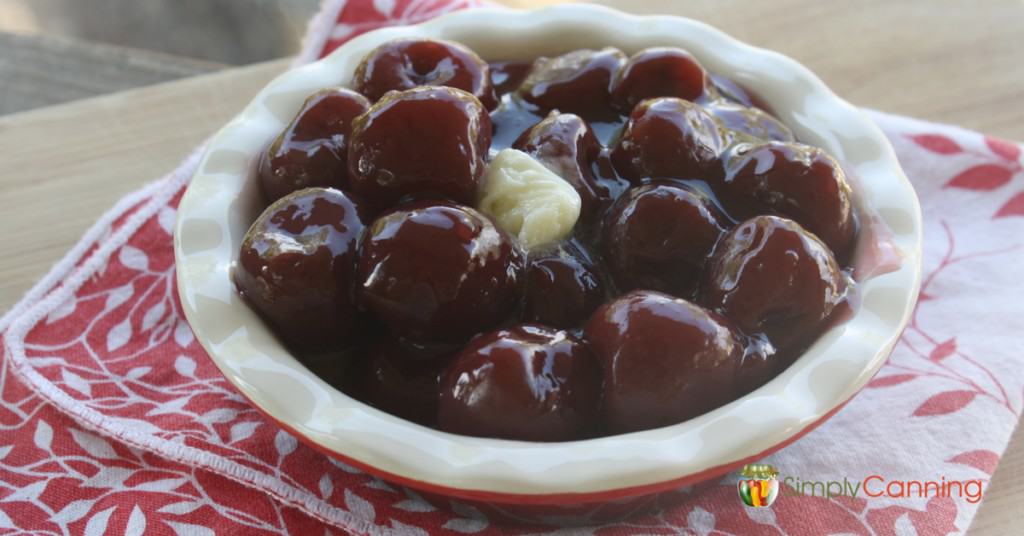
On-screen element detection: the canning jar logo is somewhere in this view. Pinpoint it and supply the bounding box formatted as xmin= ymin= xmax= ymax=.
xmin=738 ymin=464 xmax=779 ymax=508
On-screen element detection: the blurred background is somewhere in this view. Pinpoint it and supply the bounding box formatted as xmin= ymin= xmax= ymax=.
xmin=2 ymin=0 xmax=1022 ymax=136
xmin=0 ymin=0 xmax=564 ymax=114
xmin=0 ymin=0 xmax=321 ymax=114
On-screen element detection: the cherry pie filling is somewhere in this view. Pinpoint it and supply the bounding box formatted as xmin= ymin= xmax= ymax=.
xmin=234 ymin=39 xmax=860 ymax=441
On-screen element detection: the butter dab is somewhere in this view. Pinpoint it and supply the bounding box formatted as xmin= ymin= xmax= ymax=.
xmin=478 ymin=149 xmax=581 ymax=249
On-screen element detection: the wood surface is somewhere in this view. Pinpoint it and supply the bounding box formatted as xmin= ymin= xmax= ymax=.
xmin=0 ymin=1 xmax=1020 ymax=533
xmin=0 ymin=59 xmax=287 ymax=307
xmin=0 ymin=0 xmax=315 ymax=65
xmin=0 ymin=31 xmax=223 ymax=114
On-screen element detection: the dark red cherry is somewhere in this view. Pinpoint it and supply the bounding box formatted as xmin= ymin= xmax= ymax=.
xmin=722 ymin=141 xmax=856 ymax=256
xmin=438 ymin=324 xmax=601 ymax=441
xmin=584 ymin=290 xmax=743 ymax=434
xmin=257 ymin=89 xmax=370 ymax=202
xmin=610 ymin=97 xmax=728 ymax=183
xmin=701 ymin=215 xmax=847 ymax=352
xmin=611 ymin=47 xmax=707 ymax=113
xmin=522 ymin=240 xmax=606 ymax=329
xmin=513 ymin=112 xmax=605 ymax=217
xmin=517 ymin=48 xmax=626 ymax=118
xmin=357 ymin=201 xmax=523 ymax=341
xmin=298 ymin=348 xmax=358 ymax=390
xmin=602 ymin=181 xmax=728 ymax=299
xmin=709 ymin=74 xmax=777 ymax=112
xmin=707 ymin=101 xmax=794 ymax=142
xmin=708 ymin=74 xmax=753 ymax=106
xmin=735 ymin=339 xmax=779 ymax=396
xmin=347 ymin=87 xmax=492 ymax=207
xmin=234 ymin=188 xmax=368 ymax=349
xmin=489 ymin=60 xmax=532 ymax=96
xmin=353 ymin=38 xmax=497 ymax=109
xmin=347 ymin=339 xmax=454 ymax=426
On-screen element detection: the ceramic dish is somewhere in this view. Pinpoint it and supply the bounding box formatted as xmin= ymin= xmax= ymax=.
xmin=174 ymin=3 xmax=923 ymax=524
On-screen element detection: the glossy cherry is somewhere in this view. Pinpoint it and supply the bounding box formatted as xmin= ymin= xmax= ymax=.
xmin=234 ymin=188 xmax=368 ymax=349
xmin=353 ymin=38 xmax=497 ymax=109
xmin=357 ymin=201 xmax=523 ymax=341
xmin=513 ymin=112 xmax=605 ymax=217
xmin=722 ymin=141 xmax=856 ymax=256
xmin=734 ymin=339 xmax=779 ymax=397
xmin=584 ymin=290 xmax=743 ymax=434
xmin=602 ymin=181 xmax=728 ymax=299
xmin=347 ymin=86 xmax=492 ymax=207
xmin=610 ymin=47 xmax=707 ymax=113
xmin=610 ymin=97 xmax=728 ymax=183
xmin=347 ymin=339 xmax=455 ymax=426
xmin=437 ymin=324 xmax=601 ymax=441
xmin=708 ymin=73 xmax=778 ymax=114
xmin=298 ymin=348 xmax=357 ymax=390
xmin=522 ymin=240 xmax=607 ymax=329
xmin=708 ymin=74 xmax=753 ymax=106
xmin=517 ymin=48 xmax=626 ymax=118
xmin=701 ymin=215 xmax=847 ymax=352
xmin=707 ymin=101 xmax=794 ymax=142
xmin=489 ymin=60 xmax=532 ymax=96
xmin=257 ymin=89 xmax=370 ymax=202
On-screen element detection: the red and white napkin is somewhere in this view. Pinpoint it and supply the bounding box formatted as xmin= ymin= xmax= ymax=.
xmin=2 ymin=1 xmax=1023 ymax=534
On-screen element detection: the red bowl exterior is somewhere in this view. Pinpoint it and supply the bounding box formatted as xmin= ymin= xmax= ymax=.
xmin=242 ymin=376 xmax=863 ymax=525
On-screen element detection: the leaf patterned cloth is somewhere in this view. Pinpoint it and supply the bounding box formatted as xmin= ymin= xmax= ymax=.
xmin=1 ymin=1 xmax=1023 ymax=534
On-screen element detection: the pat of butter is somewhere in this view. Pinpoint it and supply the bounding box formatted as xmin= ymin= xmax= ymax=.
xmin=478 ymin=149 xmax=581 ymax=250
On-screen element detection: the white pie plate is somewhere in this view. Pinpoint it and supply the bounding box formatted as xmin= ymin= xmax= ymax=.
xmin=174 ymin=2 xmax=922 ymax=519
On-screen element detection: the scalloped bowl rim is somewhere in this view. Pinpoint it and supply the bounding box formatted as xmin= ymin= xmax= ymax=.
xmin=174 ymin=3 xmax=923 ymax=499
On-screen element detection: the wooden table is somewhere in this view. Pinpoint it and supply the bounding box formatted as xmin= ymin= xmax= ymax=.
xmin=0 ymin=1 xmax=1021 ymax=533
